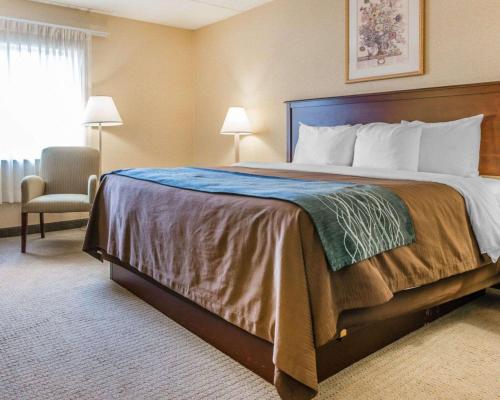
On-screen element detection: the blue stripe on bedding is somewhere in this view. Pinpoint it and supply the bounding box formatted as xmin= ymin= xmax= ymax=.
xmin=109 ymin=167 xmax=415 ymax=271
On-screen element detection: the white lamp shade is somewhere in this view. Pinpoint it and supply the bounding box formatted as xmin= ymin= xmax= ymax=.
xmin=83 ymin=96 xmax=123 ymax=126
xmin=220 ymin=107 xmax=252 ymax=135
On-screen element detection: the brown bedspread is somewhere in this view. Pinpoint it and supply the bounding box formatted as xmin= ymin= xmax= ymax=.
xmin=83 ymin=167 xmax=492 ymax=399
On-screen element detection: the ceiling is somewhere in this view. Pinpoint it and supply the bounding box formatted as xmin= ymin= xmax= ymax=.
xmin=30 ymin=0 xmax=273 ymax=30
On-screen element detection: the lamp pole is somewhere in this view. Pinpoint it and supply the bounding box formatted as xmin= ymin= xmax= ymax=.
xmin=98 ymin=123 xmax=103 ymax=176
xmin=234 ymin=134 xmax=240 ymax=163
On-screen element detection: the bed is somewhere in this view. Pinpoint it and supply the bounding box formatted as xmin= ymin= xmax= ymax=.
xmin=83 ymin=81 xmax=500 ymax=400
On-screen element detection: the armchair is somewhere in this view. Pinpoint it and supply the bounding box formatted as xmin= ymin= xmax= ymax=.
xmin=20 ymin=147 xmax=99 ymax=252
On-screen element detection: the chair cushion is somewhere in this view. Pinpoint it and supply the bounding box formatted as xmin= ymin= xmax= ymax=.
xmin=22 ymin=194 xmax=90 ymax=213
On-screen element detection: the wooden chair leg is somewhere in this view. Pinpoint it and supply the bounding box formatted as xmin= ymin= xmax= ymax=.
xmin=21 ymin=212 xmax=28 ymax=253
xmin=40 ymin=213 xmax=45 ymax=238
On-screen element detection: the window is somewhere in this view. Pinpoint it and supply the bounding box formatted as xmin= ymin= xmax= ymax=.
xmin=0 ymin=18 xmax=89 ymax=203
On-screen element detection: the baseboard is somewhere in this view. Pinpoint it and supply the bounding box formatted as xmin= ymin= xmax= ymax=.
xmin=0 ymin=219 xmax=88 ymax=238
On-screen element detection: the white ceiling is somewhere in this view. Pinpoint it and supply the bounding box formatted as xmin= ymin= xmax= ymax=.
xmin=30 ymin=0 xmax=273 ymax=30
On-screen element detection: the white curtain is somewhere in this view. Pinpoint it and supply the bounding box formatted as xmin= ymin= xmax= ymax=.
xmin=0 ymin=18 xmax=90 ymax=203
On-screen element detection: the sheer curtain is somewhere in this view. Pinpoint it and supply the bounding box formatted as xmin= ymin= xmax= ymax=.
xmin=0 ymin=18 xmax=89 ymax=203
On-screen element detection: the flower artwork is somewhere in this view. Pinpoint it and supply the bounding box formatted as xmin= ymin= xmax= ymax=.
xmin=346 ymin=0 xmax=424 ymax=83
xmin=358 ymin=0 xmax=406 ymax=66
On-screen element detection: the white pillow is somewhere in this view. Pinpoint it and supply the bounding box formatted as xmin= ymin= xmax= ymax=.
xmin=293 ymin=123 xmax=360 ymax=166
xmin=403 ymin=115 xmax=483 ymax=177
xmin=352 ymin=123 xmax=422 ymax=171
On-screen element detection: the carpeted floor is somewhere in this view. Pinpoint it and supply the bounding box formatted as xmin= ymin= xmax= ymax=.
xmin=0 ymin=229 xmax=499 ymax=400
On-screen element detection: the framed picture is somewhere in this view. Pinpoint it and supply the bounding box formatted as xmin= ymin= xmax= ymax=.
xmin=346 ymin=0 xmax=425 ymax=83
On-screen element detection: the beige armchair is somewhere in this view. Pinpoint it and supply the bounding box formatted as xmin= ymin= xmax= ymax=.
xmin=20 ymin=146 xmax=99 ymax=252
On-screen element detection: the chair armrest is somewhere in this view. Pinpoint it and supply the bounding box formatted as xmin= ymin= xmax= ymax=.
xmin=21 ymin=175 xmax=45 ymax=204
xmin=88 ymin=175 xmax=98 ymax=205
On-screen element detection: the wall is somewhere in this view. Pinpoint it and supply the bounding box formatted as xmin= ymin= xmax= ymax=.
xmin=0 ymin=0 xmax=194 ymax=228
xmin=193 ymin=0 xmax=500 ymax=166
xmin=3 ymin=0 xmax=500 ymax=229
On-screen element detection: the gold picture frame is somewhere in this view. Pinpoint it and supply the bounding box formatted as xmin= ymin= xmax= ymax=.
xmin=346 ymin=0 xmax=425 ymax=83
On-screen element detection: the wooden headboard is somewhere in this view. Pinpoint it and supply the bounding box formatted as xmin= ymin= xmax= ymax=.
xmin=286 ymin=81 xmax=500 ymax=176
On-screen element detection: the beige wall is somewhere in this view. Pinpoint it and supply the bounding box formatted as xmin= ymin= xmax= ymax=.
xmin=0 ymin=0 xmax=194 ymax=228
xmin=193 ymin=0 xmax=500 ymax=166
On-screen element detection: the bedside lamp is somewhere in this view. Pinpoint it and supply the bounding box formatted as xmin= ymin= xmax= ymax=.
xmin=220 ymin=107 xmax=252 ymax=163
xmin=83 ymin=96 xmax=123 ymax=174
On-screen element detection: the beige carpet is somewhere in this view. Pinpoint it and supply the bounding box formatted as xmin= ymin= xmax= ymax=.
xmin=0 ymin=229 xmax=498 ymax=400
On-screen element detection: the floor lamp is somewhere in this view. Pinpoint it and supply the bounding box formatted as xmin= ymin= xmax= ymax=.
xmin=83 ymin=96 xmax=123 ymax=175
xmin=220 ymin=107 xmax=253 ymax=163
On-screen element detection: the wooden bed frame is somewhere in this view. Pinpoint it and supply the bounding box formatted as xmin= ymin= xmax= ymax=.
xmin=111 ymin=259 xmax=493 ymax=385
xmin=110 ymin=81 xmax=500 ymax=387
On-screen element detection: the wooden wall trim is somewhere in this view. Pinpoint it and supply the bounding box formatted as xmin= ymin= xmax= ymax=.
xmin=0 ymin=218 xmax=88 ymax=238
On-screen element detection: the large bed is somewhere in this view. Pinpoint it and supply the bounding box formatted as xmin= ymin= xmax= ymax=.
xmin=84 ymin=81 xmax=500 ymax=399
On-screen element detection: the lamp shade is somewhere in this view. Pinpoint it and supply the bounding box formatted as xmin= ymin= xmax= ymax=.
xmin=83 ymin=96 xmax=123 ymax=126
xmin=220 ymin=107 xmax=252 ymax=135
